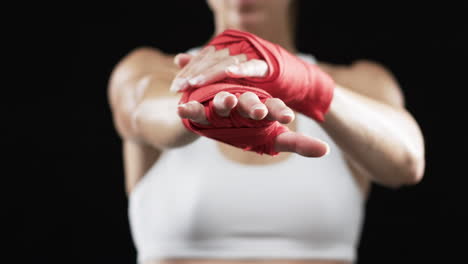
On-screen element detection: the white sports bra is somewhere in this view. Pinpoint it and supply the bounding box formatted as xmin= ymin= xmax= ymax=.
xmin=128 ymin=50 xmax=365 ymax=264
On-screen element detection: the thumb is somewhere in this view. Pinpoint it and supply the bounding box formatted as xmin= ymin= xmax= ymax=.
xmin=274 ymin=131 xmax=330 ymax=157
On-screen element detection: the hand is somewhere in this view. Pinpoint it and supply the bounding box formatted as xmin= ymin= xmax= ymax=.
xmin=171 ymin=48 xmax=330 ymax=158
xmin=177 ymin=90 xmax=329 ymax=157
xmin=170 ymin=46 xmax=269 ymax=92
xmin=195 ymin=29 xmax=335 ymax=122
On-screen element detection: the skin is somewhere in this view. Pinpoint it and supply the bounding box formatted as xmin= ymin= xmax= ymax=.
xmin=108 ymin=0 xmax=426 ymax=263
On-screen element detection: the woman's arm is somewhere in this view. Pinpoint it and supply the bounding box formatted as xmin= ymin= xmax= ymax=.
xmin=319 ymin=60 xmax=425 ymax=188
xmin=122 ymin=141 xmax=161 ymax=194
xmin=108 ymin=47 xmax=199 ymax=150
xmin=108 ymin=47 xmax=200 ymax=193
xmin=109 ymin=45 xmax=329 ymax=193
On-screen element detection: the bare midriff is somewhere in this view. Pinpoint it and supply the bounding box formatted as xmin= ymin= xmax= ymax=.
xmin=144 ymin=259 xmax=349 ymax=264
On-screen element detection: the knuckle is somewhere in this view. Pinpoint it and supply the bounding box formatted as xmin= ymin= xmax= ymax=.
xmin=240 ymin=91 xmax=256 ymax=99
xmin=198 ymin=47 xmax=209 ymax=55
xmin=198 ymin=46 xmax=215 ymax=57
xmin=215 ymin=91 xmax=227 ymax=97
xmin=239 ymin=62 xmax=250 ymax=71
xmin=187 ymin=100 xmax=200 ymax=108
xmin=259 ymin=59 xmax=268 ymax=67
xmin=238 ymin=54 xmax=247 ymax=62
xmin=219 ymin=91 xmax=231 ymax=98
xmin=277 ymin=101 xmax=288 ymax=109
xmin=246 ymin=91 xmax=256 ymax=97
xmin=173 ymin=54 xmax=181 ymax=63
xmin=229 ymin=56 xmax=240 ymax=65
xmin=196 ymin=105 xmax=205 ymax=116
xmin=265 ymin=97 xmax=279 ymax=106
xmin=214 ymin=48 xmax=229 ymax=58
xmin=213 ymin=92 xmax=226 ymax=104
xmin=231 ymin=54 xmax=246 ymax=65
xmin=271 ymin=97 xmax=283 ymax=104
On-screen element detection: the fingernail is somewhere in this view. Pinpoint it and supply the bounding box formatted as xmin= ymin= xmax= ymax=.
xmin=178 ymin=103 xmax=187 ymax=109
xmin=170 ymin=77 xmax=188 ymax=92
xmin=188 ymin=75 xmax=205 ymax=86
xmin=324 ymin=144 xmax=331 ymax=156
xmin=227 ymin=65 xmax=241 ymax=75
xmin=225 ymin=94 xmax=237 ymax=104
xmin=252 ymin=105 xmax=267 ymax=117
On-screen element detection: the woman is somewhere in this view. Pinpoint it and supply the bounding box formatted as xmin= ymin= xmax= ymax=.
xmin=108 ymin=0 xmax=425 ymax=263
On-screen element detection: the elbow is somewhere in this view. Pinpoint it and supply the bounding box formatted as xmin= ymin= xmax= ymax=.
xmin=110 ymin=103 xmax=141 ymax=142
xmin=402 ymin=153 xmax=425 ymax=186
xmin=108 ymin=47 xmax=160 ymax=140
xmin=388 ymin=152 xmax=425 ymax=189
xmin=375 ymin=147 xmax=425 ymax=190
xmin=108 ymin=77 xmax=142 ymax=142
xmin=108 ymin=46 xmax=155 ymax=90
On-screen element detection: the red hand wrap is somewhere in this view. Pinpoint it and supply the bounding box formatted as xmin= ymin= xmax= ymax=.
xmin=180 ymin=83 xmax=289 ymax=156
xmin=207 ymin=29 xmax=335 ymax=122
xmin=179 ymin=29 xmax=333 ymax=155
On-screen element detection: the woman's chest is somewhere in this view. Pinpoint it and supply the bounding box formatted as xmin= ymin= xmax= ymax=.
xmin=131 ymin=143 xmax=364 ymax=243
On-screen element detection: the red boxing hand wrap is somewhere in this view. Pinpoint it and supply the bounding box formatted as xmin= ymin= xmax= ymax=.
xmin=208 ymin=29 xmax=335 ymax=122
xmin=180 ymin=83 xmax=289 ymax=155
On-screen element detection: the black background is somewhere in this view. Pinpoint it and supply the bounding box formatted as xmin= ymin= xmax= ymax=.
xmin=10 ymin=1 xmax=467 ymax=263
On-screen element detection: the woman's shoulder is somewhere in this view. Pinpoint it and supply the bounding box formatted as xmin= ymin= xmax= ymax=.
xmin=117 ymin=46 xmax=175 ymax=68
xmin=317 ymin=59 xmax=393 ymax=78
xmin=112 ymin=46 xmax=179 ymax=84
xmin=317 ymin=59 xmax=405 ymax=108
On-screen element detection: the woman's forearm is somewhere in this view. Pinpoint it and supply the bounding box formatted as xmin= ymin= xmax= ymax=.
xmin=131 ymin=92 xmax=199 ymax=150
xmin=110 ymin=71 xmax=198 ymax=150
xmin=321 ymin=85 xmax=425 ymax=188
xmin=109 ymin=47 xmax=200 ymax=150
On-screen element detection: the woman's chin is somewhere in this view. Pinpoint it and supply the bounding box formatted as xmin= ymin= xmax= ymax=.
xmin=230 ymin=11 xmax=267 ymax=28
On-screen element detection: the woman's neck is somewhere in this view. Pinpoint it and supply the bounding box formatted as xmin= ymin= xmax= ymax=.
xmin=212 ymin=10 xmax=297 ymax=54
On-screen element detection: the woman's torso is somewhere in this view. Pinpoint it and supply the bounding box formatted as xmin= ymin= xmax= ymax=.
xmin=145 ymin=259 xmax=351 ymax=264
xmin=128 ymin=52 xmax=365 ymax=264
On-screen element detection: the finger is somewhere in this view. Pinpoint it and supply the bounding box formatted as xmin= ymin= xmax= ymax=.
xmin=187 ymin=54 xmax=247 ymax=87
xmin=264 ymin=98 xmax=295 ymax=124
xmin=177 ymin=101 xmax=209 ymax=125
xmin=226 ymin=59 xmax=268 ymax=78
xmin=180 ymin=46 xmax=216 ymax=76
xmin=274 ymin=131 xmax=330 ymax=157
xmin=174 ymin=53 xmax=193 ymax=68
xmin=237 ymin=91 xmax=268 ymax=120
xmin=170 ymin=46 xmax=215 ymax=92
xmin=213 ymin=91 xmax=238 ymax=117
xmin=182 ymin=47 xmax=229 ymax=80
